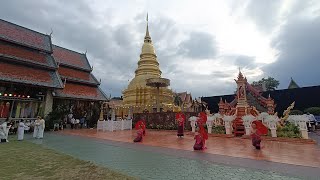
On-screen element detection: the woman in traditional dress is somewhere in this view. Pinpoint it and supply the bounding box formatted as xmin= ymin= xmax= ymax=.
xmin=0 ymin=117 xmax=9 ymax=143
xmin=251 ymin=122 xmax=261 ymax=150
xmin=193 ymin=112 xmax=208 ymax=150
xmin=176 ymin=112 xmax=185 ymax=137
xmin=38 ymin=117 xmax=45 ymax=139
xmin=17 ymin=119 xmax=26 ymax=141
xmin=33 ymin=117 xmax=41 ymax=138
xmin=193 ymin=128 xmax=204 ymax=150
xmin=133 ymin=120 xmax=145 ymax=142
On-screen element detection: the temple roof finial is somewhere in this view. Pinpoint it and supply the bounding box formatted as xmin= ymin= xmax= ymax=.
xmin=144 ymin=13 xmax=152 ymax=43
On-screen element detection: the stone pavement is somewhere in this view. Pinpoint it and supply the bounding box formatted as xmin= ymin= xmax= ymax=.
xmin=26 ymin=132 xmax=320 ymax=180
xmin=60 ymin=129 xmax=320 ymax=168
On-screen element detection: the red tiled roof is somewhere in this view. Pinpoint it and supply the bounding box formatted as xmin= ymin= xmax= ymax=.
xmin=54 ymin=83 xmax=107 ymax=101
xmin=53 ymin=45 xmax=91 ymax=71
xmin=58 ymin=66 xmax=99 ymax=85
xmin=0 ymin=61 xmax=62 ymax=88
xmin=0 ymin=19 xmax=51 ymax=52
xmin=0 ymin=41 xmax=56 ymax=68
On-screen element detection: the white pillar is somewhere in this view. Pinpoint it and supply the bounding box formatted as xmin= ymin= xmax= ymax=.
xmin=44 ymin=90 xmax=53 ymax=117
xmin=298 ymin=121 xmax=308 ymax=139
xmin=224 ymin=121 xmax=232 ymax=134
xmin=111 ymin=120 xmax=114 ymax=132
xmin=191 ymin=120 xmax=196 ymax=132
xmin=223 ymin=115 xmax=235 ymax=135
xmin=243 ymin=120 xmax=252 ymax=135
xmin=268 ymin=121 xmax=277 ymax=137
xmin=121 ymin=119 xmax=124 ymax=130
xmin=111 ymin=109 xmax=116 ymax=121
xmin=206 ymin=121 xmax=213 ymax=134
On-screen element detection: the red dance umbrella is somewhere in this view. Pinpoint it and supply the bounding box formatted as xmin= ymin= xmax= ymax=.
xmin=252 ymin=120 xmax=268 ymax=135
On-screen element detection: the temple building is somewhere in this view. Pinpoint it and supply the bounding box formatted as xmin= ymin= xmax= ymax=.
xmin=0 ymin=19 xmax=107 ymax=125
xmin=288 ymin=77 xmax=300 ymax=89
xmin=116 ymin=17 xmax=174 ymax=117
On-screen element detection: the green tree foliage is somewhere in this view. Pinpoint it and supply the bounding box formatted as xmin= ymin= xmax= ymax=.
xmin=304 ymin=107 xmax=320 ymax=115
xmin=252 ymin=77 xmax=280 ymax=91
xmin=174 ymin=94 xmax=183 ymax=106
xmin=289 ymin=109 xmax=303 ymax=115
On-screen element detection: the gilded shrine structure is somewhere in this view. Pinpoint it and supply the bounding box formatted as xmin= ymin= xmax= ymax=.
xmin=116 ymin=16 xmax=174 ymax=117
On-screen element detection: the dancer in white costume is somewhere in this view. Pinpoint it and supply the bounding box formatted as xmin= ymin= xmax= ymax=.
xmin=38 ymin=117 xmax=45 ymax=139
xmin=17 ymin=119 xmax=26 ymax=141
xmin=33 ymin=117 xmax=40 ymax=138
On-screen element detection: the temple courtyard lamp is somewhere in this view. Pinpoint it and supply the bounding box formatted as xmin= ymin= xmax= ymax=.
xmin=146 ymin=77 xmax=170 ymax=112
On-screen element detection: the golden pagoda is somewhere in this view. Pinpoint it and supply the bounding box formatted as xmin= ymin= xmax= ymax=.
xmin=118 ymin=15 xmax=174 ymax=116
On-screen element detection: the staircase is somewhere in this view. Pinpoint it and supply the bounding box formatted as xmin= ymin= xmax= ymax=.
xmin=233 ymin=118 xmax=245 ymax=136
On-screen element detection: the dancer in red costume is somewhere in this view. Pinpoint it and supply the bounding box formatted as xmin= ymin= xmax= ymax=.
xmin=176 ymin=112 xmax=185 ymax=137
xmin=193 ymin=112 xmax=208 ymax=150
xmin=251 ymin=121 xmax=262 ymax=150
xmin=133 ymin=120 xmax=146 ymax=142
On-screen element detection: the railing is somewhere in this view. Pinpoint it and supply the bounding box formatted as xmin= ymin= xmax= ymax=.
xmin=97 ymin=119 xmax=132 ymax=132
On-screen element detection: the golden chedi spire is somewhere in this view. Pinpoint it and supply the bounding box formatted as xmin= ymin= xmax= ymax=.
xmin=122 ymin=14 xmax=173 ymax=112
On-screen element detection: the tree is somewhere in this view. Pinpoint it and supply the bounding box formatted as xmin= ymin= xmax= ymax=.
xmin=174 ymin=94 xmax=182 ymax=107
xmin=252 ymin=77 xmax=280 ymax=91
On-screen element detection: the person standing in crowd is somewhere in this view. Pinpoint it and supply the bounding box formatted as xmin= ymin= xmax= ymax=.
xmin=75 ymin=119 xmax=80 ymax=129
xmin=38 ymin=116 xmax=45 ymax=139
xmin=17 ymin=119 xmax=26 ymax=141
xmin=0 ymin=117 xmax=9 ymax=143
xmin=25 ymin=120 xmax=31 ymax=133
xmin=33 ymin=117 xmax=40 ymax=138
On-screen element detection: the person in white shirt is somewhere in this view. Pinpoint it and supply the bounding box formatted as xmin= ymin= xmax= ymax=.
xmin=0 ymin=117 xmax=9 ymax=143
xmin=17 ymin=119 xmax=26 ymax=141
xmin=38 ymin=117 xmax=45 ymax=139
xmin=70 ymin=118 xmax=75 ymax=129
xmin=33 ymin=117 xmax=41 ymax=138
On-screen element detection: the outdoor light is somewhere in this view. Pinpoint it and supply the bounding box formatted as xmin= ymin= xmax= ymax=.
xmin=9 ymin=94 xmax=12 ymax=96
xmin=14 ymin=94 xmax=16 ymax=97
xmin=27 ymin=95 xmax=30 ymax=98
xmin=4 ymin=94 xmax=7 ymax=96
xmin=0 ymin=93 xmax=2 ymax=96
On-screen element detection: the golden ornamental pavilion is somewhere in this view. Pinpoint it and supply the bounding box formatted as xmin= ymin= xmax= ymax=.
xmin=113 ymin=17 xmax=174 ymax=117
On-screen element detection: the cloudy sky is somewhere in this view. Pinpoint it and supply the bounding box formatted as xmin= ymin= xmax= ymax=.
xmin=1 ymin=0 xmax=320 ymax=98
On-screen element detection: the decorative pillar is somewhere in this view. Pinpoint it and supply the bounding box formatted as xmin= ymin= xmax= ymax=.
xmin=265 ymin=115 xmax=279 ymax=138
xmin=121 ymin=119 xmax=124 ymax=130
xmin=298 ymin=120 xmax=308 ymax=139
xmin=43 ymin=90 xmax=53 ymax=117
xmin=189 ymin=116 xmax=197 ymax=132
xmin=206 ymin=116 xmax=214 ymax=134
xmin=223 ymin=115 xmax=235 ymax=135
xmin=99 ymin=102 xmax=104 ymax=121
xmin=111 ymin=108 xmax=116 ymax=121
xmin=242 ymin=115 xmax=255 ymax=135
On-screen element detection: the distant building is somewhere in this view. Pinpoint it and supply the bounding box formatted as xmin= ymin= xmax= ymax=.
xmin=288 ymin=77 xmax=300 ymax=89
xmin=202 ymin=78 xmax=320 ymax=115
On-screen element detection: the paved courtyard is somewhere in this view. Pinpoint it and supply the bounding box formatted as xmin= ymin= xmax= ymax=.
xmin=24 ymin=130 xmax=320 ymax=180
xmin=60 ymin=129 xmax=320 ymax=167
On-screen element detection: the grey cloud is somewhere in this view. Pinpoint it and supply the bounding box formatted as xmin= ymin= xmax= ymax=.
xmin=245 ymin=0 xmax=282 ymax=32
xmin=178 ymin=31 xmax=217 ymax=59
xmin=264 ymin=16 xmax=320 ymax=88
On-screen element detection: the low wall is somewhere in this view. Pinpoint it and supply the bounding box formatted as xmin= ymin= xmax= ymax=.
xmin=133 ymin=112 xmax=198 ymax=130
